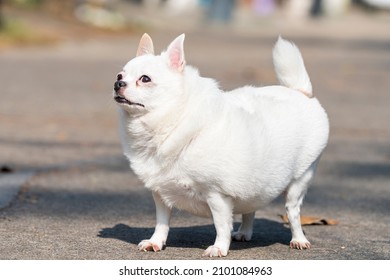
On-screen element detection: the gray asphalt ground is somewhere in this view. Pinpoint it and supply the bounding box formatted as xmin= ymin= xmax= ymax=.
xmin=0 ymin=11 xmax=389 ymax=260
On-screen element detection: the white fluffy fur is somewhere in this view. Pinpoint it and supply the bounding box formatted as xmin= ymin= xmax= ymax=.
xmin=114 ymin=34 xmax=329 ymax=257
xmin=273 ymin=36 xmax=313 ymax=97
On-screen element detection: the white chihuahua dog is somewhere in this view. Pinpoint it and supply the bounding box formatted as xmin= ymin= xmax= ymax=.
xmin=113 ymin=34 xmax=329 ymax=257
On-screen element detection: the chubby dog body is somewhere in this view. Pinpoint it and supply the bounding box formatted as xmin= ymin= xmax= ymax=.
xmin=114 ymin=34 xmax=329 ymax=257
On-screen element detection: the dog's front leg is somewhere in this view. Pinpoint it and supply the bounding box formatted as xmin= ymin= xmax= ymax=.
xmin=232 ymin=212 xmax=255 ymax=242
xmin=138 ymin=191 xmax=171 ymax=252
xmin=203 ymin=192 xmax=233 ymax=257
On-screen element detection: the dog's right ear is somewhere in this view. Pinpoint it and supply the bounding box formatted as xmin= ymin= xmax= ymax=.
xmin=136 ymin=33 xmax=154 ymax=56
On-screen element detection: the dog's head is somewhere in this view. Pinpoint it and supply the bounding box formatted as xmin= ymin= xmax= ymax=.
xmin=113 ymin=33 xmax=186 ymax=115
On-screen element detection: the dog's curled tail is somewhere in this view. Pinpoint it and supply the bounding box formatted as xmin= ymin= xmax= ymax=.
xmin=273 ymin=36 xmax=313 ymax=98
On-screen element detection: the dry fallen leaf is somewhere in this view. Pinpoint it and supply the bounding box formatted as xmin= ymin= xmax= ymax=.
xmin=279 ymin=214 xmax=339 ymax=225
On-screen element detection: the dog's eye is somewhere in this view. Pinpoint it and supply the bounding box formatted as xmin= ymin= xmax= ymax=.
xmin=117 ymin=74 xmax=123 ymax=81
xmin=139 ymin=75 xmax=151 ymax=83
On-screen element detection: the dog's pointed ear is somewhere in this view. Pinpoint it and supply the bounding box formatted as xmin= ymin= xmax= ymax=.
xmin=136 ymin=33 xmax=154 ymax=57
xmin=166 ymin=34 xmax=186 ymax=72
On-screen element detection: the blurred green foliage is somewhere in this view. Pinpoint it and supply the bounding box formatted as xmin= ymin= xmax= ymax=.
xmin=9 ymin=0 xmax=44 ymax=8
xmin=0 ymin=17 xmax=34 ymax=41
xmin=0 ymin=15 xmax=57 ymax=48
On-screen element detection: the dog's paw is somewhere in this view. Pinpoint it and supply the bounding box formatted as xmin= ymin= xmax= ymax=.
xmin=290 ymin=239 xmax=311 ymax=250
xmin=232 ymin=231 xmax=252 ymax=242
xmin=138 ymin=239 xmax=164 ymax=252
xmin=203 ymin=246 xmax=228 ymax=257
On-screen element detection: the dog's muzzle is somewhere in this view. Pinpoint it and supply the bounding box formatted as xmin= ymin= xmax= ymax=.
xmin=114 ymin=80 xmax=127 ymax=92
xmin=113 ymin=80 xmax=145 ymax=108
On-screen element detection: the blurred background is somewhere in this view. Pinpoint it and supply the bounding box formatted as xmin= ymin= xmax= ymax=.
xmin=0 ymin=0 xmax=389 ymax=47
xmin=0 ymin=0 xmax=389 ymax=259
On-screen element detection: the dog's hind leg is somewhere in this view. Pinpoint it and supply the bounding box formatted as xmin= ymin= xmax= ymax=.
xmin=285 ymin=161 xmax=318 ymax=249
xmin=232 ymin=212 xmax=255 ymax=242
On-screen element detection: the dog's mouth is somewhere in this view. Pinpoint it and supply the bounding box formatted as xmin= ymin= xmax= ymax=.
xmin=114 ymin=96 xmax=145 ymax=108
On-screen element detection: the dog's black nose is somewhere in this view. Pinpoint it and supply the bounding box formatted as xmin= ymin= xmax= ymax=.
xmin=114 ymin=80 xmax=127 ymax=92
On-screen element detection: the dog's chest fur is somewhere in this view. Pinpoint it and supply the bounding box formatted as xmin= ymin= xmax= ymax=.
xmin=124 ymin=117 xmax=214 ymax=217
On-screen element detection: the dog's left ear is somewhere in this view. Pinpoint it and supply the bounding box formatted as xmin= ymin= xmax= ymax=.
xmin=166 ymin=34 xmax=186 ymax=72
xmin=137 ymin=33 xmax=154 ymax=56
